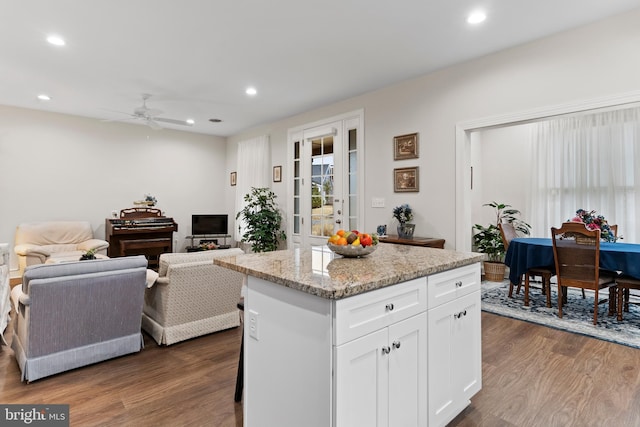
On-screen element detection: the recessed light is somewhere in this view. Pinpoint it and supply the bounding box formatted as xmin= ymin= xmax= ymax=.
xmin=46 ymin=35 xmax=65 ymax=46
xmin=209 ymin=118 xmax=222 ymax=123
xmin=37 ymin=94 xmax=51 ymax=101
xmin=467 ymin=11 xmax=486 ymax=24
xmin=186 ymin=119 xmax=195 ymax=125
xmin=245 ymin=87 xmax=257 ymax=96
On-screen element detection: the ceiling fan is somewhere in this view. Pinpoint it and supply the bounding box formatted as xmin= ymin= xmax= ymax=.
xmin=103 ymin=94 xmax=192 ymax=130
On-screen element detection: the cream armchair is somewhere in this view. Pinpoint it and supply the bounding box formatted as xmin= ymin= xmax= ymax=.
xmin=14 ymin=221 xmax=109 ymax=273
xmin=142 ymin=248 xmax=245 ymax=345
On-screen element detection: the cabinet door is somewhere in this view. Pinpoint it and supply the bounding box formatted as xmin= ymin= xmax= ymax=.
xmin=453 ymin=290 xmax=482 ymax=402
xmin=427 ymin=290 xmax=482 ymax=427
xmin=427 ymin=298 xmax=457 ymax=427
xmin=388 ymin=312 xmax=427 ymax=427
xmin=335 ymin=328 xmax=389 ymax=427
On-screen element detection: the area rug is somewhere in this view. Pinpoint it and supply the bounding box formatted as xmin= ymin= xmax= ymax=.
xmin=481 ymin=280 xmax=640 ymax=349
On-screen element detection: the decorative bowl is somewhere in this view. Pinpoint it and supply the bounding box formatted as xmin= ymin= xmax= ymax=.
xmin=327 ymin=242 xmax=377 ymax=258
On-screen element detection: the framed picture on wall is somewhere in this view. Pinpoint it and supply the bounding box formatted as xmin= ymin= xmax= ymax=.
xmin=394 ymin=167 xmax=419 ymax=192
xmin=273 ymin=166 xmax=282 ymax=182
xmin=393 ymin=132 xmax=419 ymax=160
xmin=230 ymin=172 xmax=237 ymax=186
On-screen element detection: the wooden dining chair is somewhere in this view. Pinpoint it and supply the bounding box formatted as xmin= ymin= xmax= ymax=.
xmin=577 ymin=224 xmax=618 ymax=300
xmin=551 ymin=222 xmax=617 ymax=325
xmin=615 ymin=276 xmax=640 ymax=321
xmin=499 ymin=222 xmax=553 ymax=307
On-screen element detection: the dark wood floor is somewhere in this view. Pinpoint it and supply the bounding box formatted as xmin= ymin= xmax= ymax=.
xmin=1 ymin=312 xmax=639 ymax=426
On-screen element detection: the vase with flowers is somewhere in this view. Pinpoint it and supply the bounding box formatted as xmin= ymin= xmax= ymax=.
xmin=568 ymin=209 xmax=618 ymax=242
xmin=393 ymin=203 xmax=415 ymax=239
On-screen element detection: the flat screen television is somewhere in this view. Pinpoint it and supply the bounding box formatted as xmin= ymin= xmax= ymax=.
xmin=192 ymin=214 xmax=228 ymax=235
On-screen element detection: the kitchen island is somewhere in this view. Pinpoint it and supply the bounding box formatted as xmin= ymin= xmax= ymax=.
xmin=215 ymin=244 xmax=485 ymax=427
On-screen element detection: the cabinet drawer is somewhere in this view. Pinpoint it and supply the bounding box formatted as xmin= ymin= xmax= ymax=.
xmin=427 ymin=263 xmax=480 ymax=309
xmin=334 ymin=277 xmax=427 ymax=346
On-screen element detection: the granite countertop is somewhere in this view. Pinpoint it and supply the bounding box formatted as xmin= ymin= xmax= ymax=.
xmin=214 ymin=244 xmax=485 ymax=299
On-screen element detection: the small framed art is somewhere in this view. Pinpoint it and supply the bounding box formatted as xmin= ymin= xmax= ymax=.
xmin=230 ymin=172 xmax=237 ymax=186
xmin=394 ymin=167 xmax=419 ymax=192
xmin=393 ymin=132 xmax=419 ymax=160
xmin=273 ymin=166 xmax=282 ymax=182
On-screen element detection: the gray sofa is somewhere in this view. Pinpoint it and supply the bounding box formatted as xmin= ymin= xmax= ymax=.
xmin=10 ymin=256 xmax=148 ymax=382
xmin=0 ymin=243 xmax=9 ymax=344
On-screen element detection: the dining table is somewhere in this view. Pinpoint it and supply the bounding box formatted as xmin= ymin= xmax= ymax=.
xmin=504 ymin=237 xmax=640 ymax=286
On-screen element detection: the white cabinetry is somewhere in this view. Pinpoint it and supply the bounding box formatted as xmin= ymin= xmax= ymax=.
xmin=243 ymin=262 xmax=481 ymax=427
xmin=427 ymin=264 xmax=482 ymax=427
xmin=335 ymin=312 xmax=427 ymax=427
xmin=335 ymin=276 xmax=427 ymax=427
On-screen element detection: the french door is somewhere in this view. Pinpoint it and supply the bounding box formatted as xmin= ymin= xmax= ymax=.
xmin=289 ymin=111 xmax=363 ymax=248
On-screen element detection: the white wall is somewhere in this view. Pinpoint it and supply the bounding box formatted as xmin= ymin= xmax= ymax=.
xmin=226 ymin=8 xmax=640 ymax=249
xmin=470 ymin=124 xmax=533 ymax=231
xmin=0 ymin=106 xmax=230 ymax=270
xmin=3 ymin=9 xmax=640 ymax=267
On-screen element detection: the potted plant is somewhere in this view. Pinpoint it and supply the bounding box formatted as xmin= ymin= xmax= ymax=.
xmin=79 ymin=248 xmax=97 ymax=261
xmin=473 ymin=201 xmax=530 ymax=281
xmin=236 ymin=187 xmax=287 ymax=253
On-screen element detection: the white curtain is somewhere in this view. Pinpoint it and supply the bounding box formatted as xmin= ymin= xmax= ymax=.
xmin=235 ymin=135 xmax=271 ymax=240
xmin=529 ymin=106 xmax=640 ymax=242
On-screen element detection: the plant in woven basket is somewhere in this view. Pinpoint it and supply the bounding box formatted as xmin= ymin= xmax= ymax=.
xmin=473 ymin=201 xmax=531 ymax=262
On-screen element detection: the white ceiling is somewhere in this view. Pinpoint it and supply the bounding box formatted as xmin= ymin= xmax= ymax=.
xmin=2 ymin=1 xmax=640 ymax=137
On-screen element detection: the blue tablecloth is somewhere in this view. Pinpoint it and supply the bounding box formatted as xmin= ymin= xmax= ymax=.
xmin=504 ymin=237 xmax=640 ymax=285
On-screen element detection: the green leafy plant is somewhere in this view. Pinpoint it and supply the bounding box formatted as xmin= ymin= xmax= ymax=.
xmin=473 ymin=201 xmax=531 ymax=262
xmin=236 ymin=187 xmax=287 ymax=252
xmin=79 ymin=248 xmax=97 ymax=261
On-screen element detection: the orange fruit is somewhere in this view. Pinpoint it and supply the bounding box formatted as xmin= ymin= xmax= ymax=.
xmin=336 ymin=229 xmax=346 ymax=237
xmin=337 ymin=237 xmax=347 ymax=246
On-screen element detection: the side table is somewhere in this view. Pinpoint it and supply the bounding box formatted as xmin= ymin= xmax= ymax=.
xmin=378 ymin=234 xmax=445 ymax=249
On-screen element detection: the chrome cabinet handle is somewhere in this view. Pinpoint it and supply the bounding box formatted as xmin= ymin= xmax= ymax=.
xmin=386 ymin=303 xmax=394 ymax=311
xmin=392 ymin=341 xmax=401 ymax=350
xmin=382 ymin=346 xmax=391 ymax=355
xmin=335 ymin=219 xmax=342 ymax=224
xmin=455 ymin=281 xmax=463 ymax=288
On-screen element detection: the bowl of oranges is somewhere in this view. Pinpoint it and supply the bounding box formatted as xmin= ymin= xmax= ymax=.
xmin=326 ymin=230 xmax=378 ymax=258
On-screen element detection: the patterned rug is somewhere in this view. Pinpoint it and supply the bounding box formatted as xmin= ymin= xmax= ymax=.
xmin=481 ymin=280 xmax=640 ymax=349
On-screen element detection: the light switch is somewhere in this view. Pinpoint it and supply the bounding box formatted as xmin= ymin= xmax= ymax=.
xmin=372 ymin=197 xmax=385 ymax=208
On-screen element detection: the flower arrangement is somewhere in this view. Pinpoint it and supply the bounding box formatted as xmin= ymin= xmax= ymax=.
xmin=569 ymin=209 xmax=618 ymax=242
xmin=145 ymin=194 xmax=157 ymax=206
xmin=392 ymin=204 xmax=414 ymax=224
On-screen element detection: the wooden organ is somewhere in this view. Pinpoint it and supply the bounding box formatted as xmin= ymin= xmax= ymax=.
xmin=105 ymin=208 xmax=178 ymax=271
